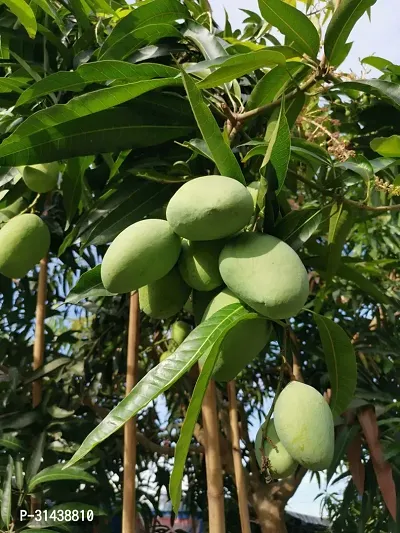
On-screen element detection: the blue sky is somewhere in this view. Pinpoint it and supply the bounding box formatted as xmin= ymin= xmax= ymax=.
xmin=205 ymin=0 xmax=398 ymax=517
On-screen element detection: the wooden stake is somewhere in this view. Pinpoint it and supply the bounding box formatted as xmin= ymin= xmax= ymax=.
xmin=122 ymin=291 xmax=140 ymax=533
xmin=32 ymin=257 xmax=48 ymax=407
xmin=201 ymin=379 xmax=225 ymax=533
xmin=227 ymin=381 xmax=251 ymax=533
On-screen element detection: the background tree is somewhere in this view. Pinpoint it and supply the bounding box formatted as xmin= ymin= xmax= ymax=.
xmin=0 ymin=1 xmax=399 ymax=533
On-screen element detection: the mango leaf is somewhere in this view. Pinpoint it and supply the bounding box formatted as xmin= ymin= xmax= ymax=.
xmin=246 ymin=63 xmax=305 ymax=111
xmin=333 ymin=80 xmax=400 ymax=110
xmin=28 ymin=465 xmax=98 ymax=492
xmin=0 ymin=411 xmax=39 ymax=431
xmin=337 ymin=155 xmax=374 ymax=182
xmin=339 ymin=264 xmax=392 ymax=305
xmin=291 ymin=137 xmax=333 ymax=167
xmin=99 ymin=0 xmax=189 ymax=60
xmin=0 ymin=103 xmax=195 ymax=166
xmin=63 ymin=156 xmax=94 ymax=228
xmin=181 ymin=69 xmax=245 ymax=184
xmin=23 ymin=358 xmax=70 ymax=385
xmin=273 ymin=207 xmax=325 ymax=250
xmin=66 ymin=266 xmax=115 ymax=304
xmin=0 ymin=433 xmax=24 ymax=452
xmin=370 ymin=158 xmax=397 ymax=173
xmin=197 ymin=50 xmax=286 ymax=89
xmin=362 ymin=55 xmax=395 ymax=72
xmin=183 ymin=20 xmax=228 ymax=60
xmin=25 ymin=431 xmax=46 ymax=485
xmin=324 ymin=0 xmax=377 ymax=66
xmin=326 ymin=203 xmax=354 ymax=281
xmin=314 ymin=314 xmax=357 ymax=418
xmin=16 ymin=61 xmax=179 ymax=107
xmin=327 ymin=425 xmax=360 ymax=484
xmin=261 ymin=99 xmax=290 ymax=192
xmin=258 ymin=0 xmax=320 ymax=57
xmin=27 ymin=503 xmax=106 ymax=528
xmin=65 ymin=304 xmax=251 ymax=467
xmin=370 ymin=135 xmax=400 ymax=158
xmin=181 ymin=139 xmax=214 ymax=162
xmin=1 ymin=456 xmax=12 ymax=527
xmin=2 ymin=0 xmax=37 ymax=38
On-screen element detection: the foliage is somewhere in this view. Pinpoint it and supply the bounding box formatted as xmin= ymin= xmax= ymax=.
xmin=0 ymin=0 xmax=399 ymax=532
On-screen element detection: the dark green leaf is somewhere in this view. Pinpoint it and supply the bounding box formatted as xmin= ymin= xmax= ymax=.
xmin=334 ymin=80 xmax=400 ymax=110
xmin=16 ymin=61 xmax=179 ymax=107
xmin=0 ymin=411 xmax=39 ymax=430
xmin=314 ymin=314 xmax=357 ymax=418
xmin=291 ymin=137 xmax=333 ymax=166
xmin=181 ymin=69 xmax=245 ymax=184
xmin=258 ymin=0 xmax=320 ymax=57
xmin=273 ymin=207 xmax=325 ymax=250
xmin=0 ymin=434 xmax=24 ymax=452
xmin=370 ymin=135 xmax=400 ymax=157
xmin=324 ymin=0 xmax=377 ymax=66
xmin=25 ymin=431 xmax=46 ymax=484
xmin=337 ymin=155 xmax=374 ymax=182
xmin=28 ymin=465 xmax=98 ymax=492
xmin=327 ymin=425 xmax=360 ymax=484
xmin=63 ymin=157 xmax=93 ymax=228
xmin=326 ymin=203 xmax=354 ymax=280
xmin=100 ymin=0 xmax=189 ymax=60
xmin=1 ymin=456 xmax=12 ymax=527
xmin=370 ymin=158 xmax=397 ymax=173
xmin=66 ymin=266 xmax=115 ymax=304
xmin=66 ymin=304 xmax=251 ymax=467
xmin=338 ymin=264 xmax=392 ymax=305
xmin=197 ymin=50 xmax=286 ymax=89
xmin=181 ymin=138 xmax=214 ymax=162
xmin=23 ymin=358 xmax=70 ymax=385
xmin=2 ymin=0 xmax=37 ymax=38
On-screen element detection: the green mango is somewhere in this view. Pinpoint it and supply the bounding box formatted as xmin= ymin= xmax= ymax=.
xmin=22 ymin=163 xmax=60 ymax=193
xmin=255 ymin=419 xmax=298 ymax=479
xmin=178 ymin=239 xmax=224 ymax=292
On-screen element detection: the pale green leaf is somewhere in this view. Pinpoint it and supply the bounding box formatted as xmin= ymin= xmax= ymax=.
xmin=28 ymin=464 xmax=98 ymax=492
xmin=66 ymin=266 xmax=115 ymax=304
xmin=370 ymin=136 xmax=400 ymax=158
xmin=2 ymin=0 xmax=37 ymax=38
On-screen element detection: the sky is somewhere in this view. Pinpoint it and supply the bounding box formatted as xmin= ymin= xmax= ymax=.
xmin=204 ymin=0 xmax=400 ymax=518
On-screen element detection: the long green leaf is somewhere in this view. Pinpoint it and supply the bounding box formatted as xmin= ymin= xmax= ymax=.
xmin=16 ymin=61 xmax=179 ymax=107
xmin=181 ymin=69 xmax=245 ymax=184
xmin=28 ymin=465 xmax=98 ymax=492
xmin=100 ymin=0 xmax=189 ymax=60
xmin=326 ymin=203 xmax=354 ymax=281
xmin=327 ymin=425 xmax=360 ymax=484
xmin=23 ymin=357 xmax=70 ymax=385
xmin=65 ymin=304 xmax=249 ymax=467
xmin=0 ymin=456 xmax=12 ymax=527
xmin=197 ymin=50 xmax=286 ymax=89
xmin=25 ymin=431 xmax=46 ymax=484
xmin=333 ymin=80 xmax=400 ymax=110
xmin=2 ymin=0 xmax=37 ymax=38
xmin=314 ymin=314 xmax=357 ymax=418
xmin=0 ymin=103 xmax=195 ymax=166
xmin=324 ymin=0 xmax=377 ymax=66
xmin=183 ymin=21 xmax=228 ymax=60
xmin=0 ymin=433 xmax=24 ymax=452
xmin=258 ymin=0 xmax=320 ymax=57
xmin=66 ymin=266 xmax=115 ymax=304
xmin=63 ymin=156 xmax=94 ymax=228
xmin=273 ymin=207 xmax=325 ymax=250
xmin=370 ymin=135 xmax=400 ymax=157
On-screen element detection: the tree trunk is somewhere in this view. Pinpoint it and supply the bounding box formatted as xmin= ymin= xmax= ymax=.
xmin=251 ymin=491 xmax=287 ymax=533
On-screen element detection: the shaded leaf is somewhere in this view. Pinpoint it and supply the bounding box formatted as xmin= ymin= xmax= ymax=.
xmin=334 ymin=80 xmax=400 ymax=110
xmin=273 ymin=207 xmax=324 ymax=250
xmin=314 ymin=314 xmax=357 ymax=418
xmin=0 ymin=433 xmax=24 ymax=452
xmin=327 ymin=425 xmax=360 ymax=484
xmin=370 ymin=135 xmax=400 ymax=157
xmin=326 ymin=203 xmax=354 ymax=280
xmin=181 ymin=69 xmax=245 ymax=184
xmin=337 ymin=155 xmax=374 ymax=182
xmin=23 ymin=358 xmax=70 ymax=385
xmin=258 ymin=0 xmax=320 ymax=57
xmin=291 ymin=137 xmax=333 ymax=166
xmin=28 ymin=465 xmax=98 ymax=492
xmin=66 ymin=266 xmax=115 ymax=304
xmin=324 ymin=0 xmax=377 ymax=66
xmin=25 ymin=431 xmax=46 ymax=484
xmin=2 ymin=0 xmax=37 ymax=38
xmin=1 ymin=456 xmax=12 ymax=527
xmin=63 ymin=156 xmax=93 ymax=228
xmin=66 ymin=304 xmax=251 ymax=467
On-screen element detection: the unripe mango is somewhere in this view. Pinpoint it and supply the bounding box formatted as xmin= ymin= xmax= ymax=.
xmin=171 ymin=320 xmax=191 ymax=346
xmin=219 ymin=233 xmax=309 ymax=319
xmin=0 ymin=214 xmax=50 ymax=279
xmin=0 ymin=198 xmax=28 ymax=221
xmin=22 ymin=163 xmax=59 ymax=193
xmin=274 ymin=381 xmax=334 ymax=471
xmin=160 ymin=350 xmax=173 ymax=362
xmin=255 ymin=420 xmax=298 ymax=479
xmin=178 ymin=239 xmax=224 ymax=292
xmin=166 ymin=175 xmax=254 ymax=241
xmin=139 ymin=266 xmax=190 ymax=319
xmin=199 ymin=289 xmax=271 ymax=382
xmin=247 ymin=181 xmax=260 ymax=207
xmin=101 ymin=219 xmax=181 ymax=294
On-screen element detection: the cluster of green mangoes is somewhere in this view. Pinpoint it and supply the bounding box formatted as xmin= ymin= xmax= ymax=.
xmin=255 ymin=382 xmax=334 ymax=477
xmin=0 ymin=164 xmax=60 ymax=279
xmin=101 ymin=175 xmax=309 ymax=382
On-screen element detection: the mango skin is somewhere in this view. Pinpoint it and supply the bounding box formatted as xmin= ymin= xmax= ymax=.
xmin=199 ymin=289 xmax=271 ymax=382
xmin=139 ymin=266 xmax=190 ymax=319
xmin=166 ymin=175 xmax=254 ymax=241
xmin=22 ymin=163 xmax=59 ymax=193
xmin=219 ymin=233 xmax=309 ymax=319
xmin=178 ymin=239 xmax=224 ymax=292
xmin=160 ymin=350 xmax=173 ymax=362
xmin=171 ymin=320 xmax=192 ymax=346
xmin=101 ymin=219 xmax=181 ymax=294
xmin=255 ymin=419 xmax=298 ymax=479
xmin=274 ymin=381 xmax=334 ymax=471
xmin=0 ymin=214 xmax=50 ymax=279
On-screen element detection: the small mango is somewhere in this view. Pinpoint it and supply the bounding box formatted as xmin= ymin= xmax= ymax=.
xmin=255 ymin=419 xmax=298 ymax=479
xmin=101 ymin=219 xmax=181 ymax=294
xmin=139 ymin=266 xmax=190 ymax=319
xmin=22 ymin=163 xmax=60 ymax=193
xmin=274 ymin=381 xmax=334 ymax=471
xmin=171 ymin=320 xmax=192 ymax=346
xmin=219 ymin=233 xmax=309 ymax=319
xmin=166 ymin=175 xmax=254 ymax=241
xmin=0 ymin=214 xmax=50 ymax=279
xmin=160 ymin=350 xmax=173 ymax=362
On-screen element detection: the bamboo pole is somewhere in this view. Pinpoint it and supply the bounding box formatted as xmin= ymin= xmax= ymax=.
xmin=201 ymin=379 xmax=225 ymax=533
xmin=32 ymin=257 xmax=48 ymax=407
xmin=122 ymin=291 xmax=140 ymax=533
xmin=227 ymin=381 xmax=251 ymax=533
